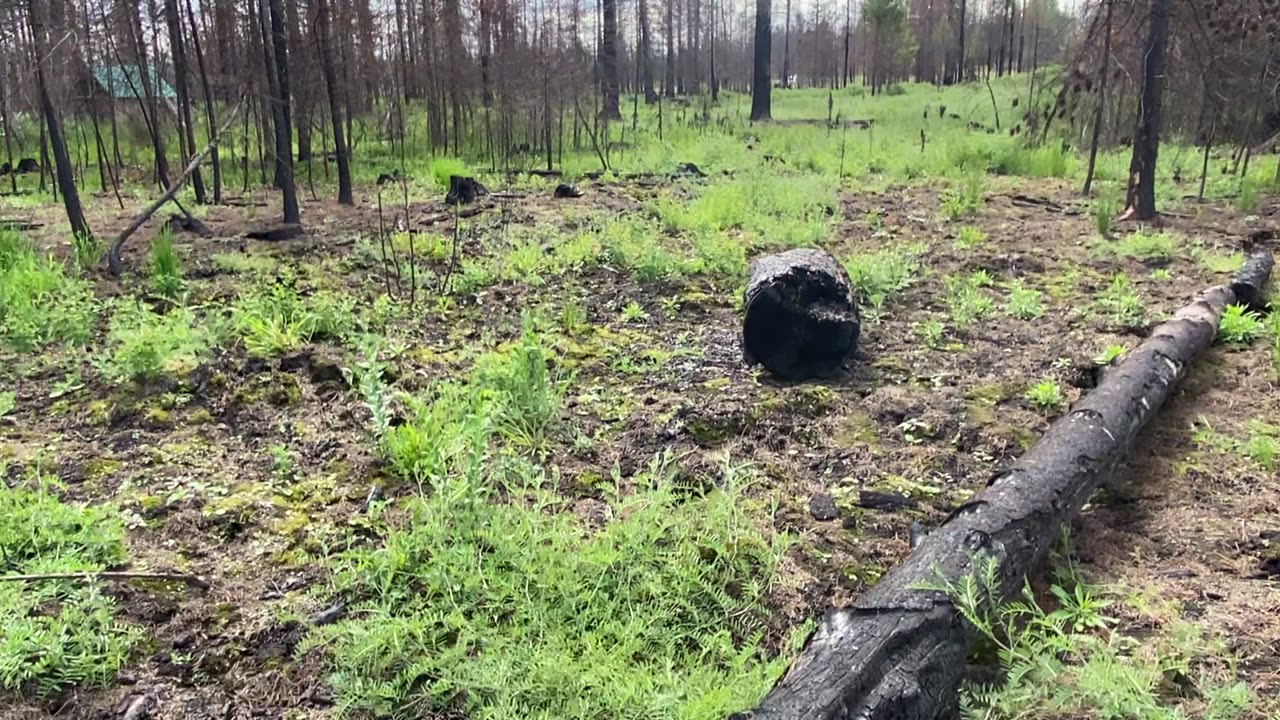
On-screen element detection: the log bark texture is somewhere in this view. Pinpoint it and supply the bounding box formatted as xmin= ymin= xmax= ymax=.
xmin=733 ymin=251 xmax=1274 ymax=720
xmin=743 ymin=249 xmax=860 ymax=380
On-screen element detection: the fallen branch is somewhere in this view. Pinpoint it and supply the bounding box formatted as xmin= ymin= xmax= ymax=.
xmin=0 ymin=570 xmax=211 ymax=591
xmin=733 ymin=251 xmax=1274 ymax=720
xmin=107 ymin=94 xmax=245 ymax=275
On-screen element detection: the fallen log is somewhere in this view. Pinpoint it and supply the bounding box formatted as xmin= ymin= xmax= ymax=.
xmin=742 ymin=248 xmax=861 ymax=381
xmin=733 ymin=250 xmax=1274 ymax=720
xmin=107 ymin=95 xmax=244 ymax=275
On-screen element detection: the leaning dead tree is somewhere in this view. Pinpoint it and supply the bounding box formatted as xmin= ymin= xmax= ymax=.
xmin=732 ymin=250 xmax=1274 ymax=720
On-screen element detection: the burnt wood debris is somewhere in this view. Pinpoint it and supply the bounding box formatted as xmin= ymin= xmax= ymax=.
xmin=732 ymin=250 xmax=1274 ymax=720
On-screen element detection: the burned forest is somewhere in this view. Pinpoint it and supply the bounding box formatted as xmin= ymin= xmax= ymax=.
xmin=1 ymin=0 xmax=1279 ymax=718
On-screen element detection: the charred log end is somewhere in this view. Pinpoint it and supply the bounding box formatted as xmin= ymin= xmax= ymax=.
xmin=554 ymin=183 xmax=584 ymax=199
xmin=244 ymin=223 xmax=304 ymax=241
xmin=445 ymin=175 xmax=489 ymax=205
xmin=1229 ymin=250 xmax=1275 ymax=312
xmin=743 ymin=250 xmax=860 ymax=381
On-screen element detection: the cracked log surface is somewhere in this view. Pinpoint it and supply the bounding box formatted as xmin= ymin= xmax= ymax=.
xmin=733 ymin=250 xmax=1275 ymax=720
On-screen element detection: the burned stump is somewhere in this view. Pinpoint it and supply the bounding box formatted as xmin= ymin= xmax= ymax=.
xmin=554 ymin=183 xmax=583 ymax=199
xmin=743 ymin=249 xmax=860 ymax=381
xmin=445 ymin=175 xmax=488 ymax=205
xmin=15 ymin=158 xmax=39 ymax=174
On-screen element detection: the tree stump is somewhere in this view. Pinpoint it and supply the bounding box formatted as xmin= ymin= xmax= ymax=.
xmin=743 ymin=249 xmax=860 ymax=381
xmin=445 ymin=175 xmax=488 ymax=205
xmin=15 ymin=158 xmax=40 ymax=174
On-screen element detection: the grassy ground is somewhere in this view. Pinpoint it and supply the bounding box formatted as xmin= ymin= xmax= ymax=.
xmin=2 ymin=76 xmax=1279 ymax=720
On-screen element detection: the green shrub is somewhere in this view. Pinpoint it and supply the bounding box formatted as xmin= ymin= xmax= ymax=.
xmin=1105 ymin=230 xmax=1177 ymax=263
xmin=0 ymin=477 xmax=138 ymax=696
xmin=954 ymin=225 xmax=987 ymax=250
xmin=0 ymin=231 xmax=98 ymax=352
xmin=1006 ymin=282 xmax=1045 ymax=320
xmin=1098 ymin=274 xmax=1145 ymax=327
xmin=98 ymin=302 xmax=216 ymax=384
xmin=944 ymin=273 xmax=995 ymax=329
xmin=1217 ymin=304 xmax=1264 ymax=344
xmin=1092 ymin=198 xmax=1117 ymax=238
xmin=475 ymin=316 xmax=568 ymax=449
xmin=941 ymin=173 xmax=985 ymax=220
xmin=232 ymin=281 xmax=356 ymax=356
xmin=302 ymin=454 xmax=792 ymax=720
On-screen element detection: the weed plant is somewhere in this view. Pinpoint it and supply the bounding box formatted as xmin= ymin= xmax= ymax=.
xmin=1217 ymin=304 xmax=1264 ymax=344
xmin=0 ymin=474 xmax=139 ymax=696
xmin=1006 ymin=282 xmax=1046 ymax=320
xmin=232 ymin=279 xmax=356 ymax=356
xmin=0 ymin=231 xmax=98 ymax=351
xmin=98 ymin=302 xmax=217 ymax=384
xmin=148 ymin=228 xmax=185 ymax=299
xmin=1025 ymin=379 xmax=1066 ymax=412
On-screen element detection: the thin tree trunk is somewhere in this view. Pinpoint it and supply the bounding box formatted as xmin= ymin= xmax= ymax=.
xmin=782 ymin=0 xmax=792 ymax=88
xmin=267 ymin=0 xmax=300 ymax=223
xmin=186 ymin=0 xmax=221 ymax=203
xmin=750 ymin=0 xmax=772 ymax=120
xmin=1123 ymin=0 xmax=1172 ymax=221
xmin=164 ymin=0 xmax=206 ymax=202
xmin=1082 ymin=0 xmax=1112 ymax=197
xmin=601 ymin=0 xmax=622 ymax=119
xmin=29 ymin=0 xmax=92 ymax=240
xmin=316 ymin=0 xmax=352 ymax=205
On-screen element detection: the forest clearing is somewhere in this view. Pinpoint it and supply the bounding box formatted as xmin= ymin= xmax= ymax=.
xmin=2 ymin=0 xmax=1280 ymax=717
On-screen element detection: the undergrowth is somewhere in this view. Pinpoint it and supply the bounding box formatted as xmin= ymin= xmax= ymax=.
xmin=0 ymin=472 xmax=138 ymax=697
xmin=97 ymin=301 xmax=217 ymax=384
xmin=306 ymin=451 xmax=794 ymax=720
xmin=921 ymin=552 xmax=1256 ymax=720
xmin=0 ymin=231 xmax=97 ymax=351
xmin=231 ymin=278 xmax=356 ymax=356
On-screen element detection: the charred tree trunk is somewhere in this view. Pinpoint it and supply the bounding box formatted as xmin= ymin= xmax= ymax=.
xmin=743 ymin=249 xmax=859 ymax=380
xmin=29 ymin=0 xmax=92 ymax=241
xmin=1124 ymin=0 xmax=1172 ymax=221
xmin=316 ymin=0 xmax=352 ymax=205
xmin=1082 ymin=0 xmax=1112 ymax=197
xmin=782 ymin=0 xmax=792 ymax=88
xmin=750 ymin=0 xmax=772 ymax=121
xmin=640 ymin=0 xmax=657 ymax=103
xmin=164 ymin=0 xmax=206 ymax=203
xmin=733 ymin=251 xmax=1275 ymax=720
xmin=267 ymin=0 xmax=300 ymax=223
xmin=601 ymin=0 xmax=622 ymax=119
xmin=186 ymin=0 xmax=221 ymax=203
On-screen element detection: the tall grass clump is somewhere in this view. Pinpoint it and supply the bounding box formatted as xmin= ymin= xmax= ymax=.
xmin=148 ymin=227 xmax=185 ymax=298
xmin=0 ymin=475 xmax=139 ymax=696
xmin=843 ymin=245 xmax=923 ymax=310
xmin=302 ymin=453 xmax=794 ymax=720
xmin=0 ymin=230 xmax=98 ymax=352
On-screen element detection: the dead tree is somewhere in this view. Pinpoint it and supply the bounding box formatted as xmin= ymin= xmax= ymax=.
xmin=1123 ymin=0 xmax=1172 ymax=221
xmin=732 ymin=251 xmax=1275 ymax=720
xmin=1082 ymin=0 xmax=1112 ymax=197
xmin=601 ymin=0 xmax=622 ymax=119
xmin=28 ymin=0 xmax=92 ymax=241
xmin=316 ymin=0 xmax=352 ymax=205
xmin=164 ymin=0 xmax=206 ymax=203
xmin=750 ymin=0 xmax=772 ymax=120
xmin=267 ymin=0 xmax=300 ymax=224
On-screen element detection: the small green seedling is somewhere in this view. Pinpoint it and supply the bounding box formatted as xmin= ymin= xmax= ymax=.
xmin=1218 ymin=304 xmax=1264 ymax=344
xmin=954 ymin=225 xmax=987 ymax=250
xmin=620 ymin=301 xmax=648 ymax=323
xmin=1007 ymin=282 xmax=1045 ymax=320
xmin=1025 ymin=379 xmax=1066 ymax=412
xmin=1094 ymin=344 xmax=1126 ymax=365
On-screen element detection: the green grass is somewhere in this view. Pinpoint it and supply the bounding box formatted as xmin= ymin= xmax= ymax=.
xmin=0 ymin=231 xmax=98 ymax=352
xmin=1098 ymin=274 xmax=1146 ymax=328
xmin=843 ymin=245 xmax=922 ymax=310
xmin=303 ymin=453 xmax=794 ymax=720
xmin=944 ymin=272 xmax=996 ymax=329
xmin=97 ymin=301 xmax=218 ymax=384
xmin=953 ymin=225 xmax=987 ymax=250
xmin=231 ymin=279 xmax=356 ymax=356
xmin=921 ymin=552 xmax=1256 ymax=720
xmin=0 ymin=474 xmax=139 ymax=697
xmin=148 ymin=227 xmax=185 ymax=299
xmin=1006 ymin=282 xmax=1045 ymax=320
xmin=1101 ymin=229 xmax=1178 ymax=263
